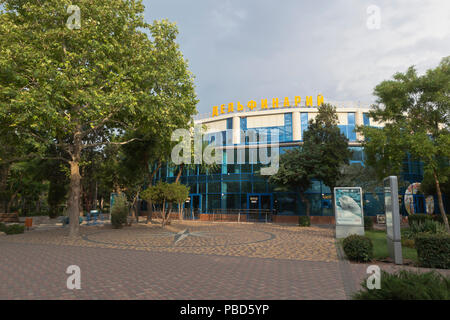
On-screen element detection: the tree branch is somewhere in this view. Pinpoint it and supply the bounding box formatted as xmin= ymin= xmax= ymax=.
xmin=81 ymin=137 xmax=141 ymax=150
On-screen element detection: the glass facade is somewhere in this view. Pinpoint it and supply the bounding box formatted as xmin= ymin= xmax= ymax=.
xmin=148 ymin=111 xmax=446 ymax=217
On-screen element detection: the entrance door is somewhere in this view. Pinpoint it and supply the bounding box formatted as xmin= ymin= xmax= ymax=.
xmin=247 ymin=194 xmax=273 ymax=221
xmin=190 ymin=194 xmax=201 ymax=219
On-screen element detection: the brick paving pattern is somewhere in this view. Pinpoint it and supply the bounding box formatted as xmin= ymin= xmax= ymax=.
xmin=0 ymin=221 xmax=447 ymax=300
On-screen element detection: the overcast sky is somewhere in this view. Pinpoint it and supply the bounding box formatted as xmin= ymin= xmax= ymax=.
xmin=142 ymin=0 xmax=450 ymax=115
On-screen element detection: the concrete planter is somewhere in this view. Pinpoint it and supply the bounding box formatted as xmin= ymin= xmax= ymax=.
xmin=18 ymin=216 xmax=50 ymax=225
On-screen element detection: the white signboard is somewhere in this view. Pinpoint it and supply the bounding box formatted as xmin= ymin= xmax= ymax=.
xmin=334 ymin=187 xmax=364 ymax=226
xmin=383 ymin=176 xmax=403 ymax=264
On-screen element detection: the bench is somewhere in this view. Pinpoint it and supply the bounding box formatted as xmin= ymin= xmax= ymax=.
xmin=0 ymin=213 xmax=20 ymax=223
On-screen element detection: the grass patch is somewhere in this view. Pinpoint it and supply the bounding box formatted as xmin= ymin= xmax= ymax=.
xmin=365 ymin=230 xmax=418 ymax=263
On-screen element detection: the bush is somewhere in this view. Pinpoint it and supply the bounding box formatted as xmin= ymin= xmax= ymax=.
xmin=343 ymin=234 xmax=373 ymax=262
xmin=353 ymin=270 xmax=450 ymax=300
xmin=364 ymin=216 xmax=374 ymax=230
xmin=110 ymin=194 xmax=129 ymax=229
xmin=415 ymin=233 xmax=450 ymax=269
xmin=403 ymin=220 xmax=447 ymax=239
xmin=401 ymin=238 xmax=415 ymax=248
xmin=299 ymin=216 xmax=311 ymax=227
xmin=433 ymin=214 xmax=450 ymax=224
xmin=0 ymin=223 xmax=25 ymax=235
xmin=408 ymin=214 xmax=433 ymax=226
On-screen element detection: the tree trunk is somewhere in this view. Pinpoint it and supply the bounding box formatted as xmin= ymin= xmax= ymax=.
xmin=330 ymin=187 xmax=336 ymax=218
xmin=146 ymin=160 xmax=162 ymax=224
xmin=68 ymin=129 xmax=82 ymax=238
xmin=299 ymin=192 xmax=311 ymax=217
xmin=68 ymin=160 xmax=81 ymax=237
xmin=175 ymin=164 xmax=184 ymax=183
xmin=131 ymin=190 xmax=140 ymax=224
xmin=433 ymin=170 xmax=449 ymax=232
xmin=179 ymin=202 xmax=183 ymax=220
xmin=7 ymin=192 xmax=17 ymax=213
xmin=161 ymin=199 xmax=166 ymax=227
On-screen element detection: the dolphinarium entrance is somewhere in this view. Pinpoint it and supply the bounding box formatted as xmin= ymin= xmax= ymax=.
xmin=247 ymin=193 xmax=273 ymax=222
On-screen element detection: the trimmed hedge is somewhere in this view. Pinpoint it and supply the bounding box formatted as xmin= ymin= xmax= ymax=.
xmin=415 ymin=233 xmax=450 ymax=269
xmin=364 ymin=216 xmax=374 ymax=230
xmin=353 ymin=270 xmax=450 ymax=300
xmin=299 ymin=216 xmax=311 ymax=227
xmin=408 ymin=214 xmax=433 ymax=226
xmin=343 ymin=234 xmax=373 ymax=262
xmin=0 ymin=223 xmax=25 ymax=235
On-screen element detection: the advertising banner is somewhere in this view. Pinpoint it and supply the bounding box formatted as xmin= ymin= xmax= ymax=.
xmin=334 ymin=187 xmax=363 ymax=226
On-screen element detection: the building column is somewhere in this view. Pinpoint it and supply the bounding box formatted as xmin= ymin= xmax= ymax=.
xmin=355 ymin=110 xmax=363 ymax=141
xmin=232 ymin=116 xmax=240 ymax=144
xmin=292 ymin=111 xmax=301 ymax=141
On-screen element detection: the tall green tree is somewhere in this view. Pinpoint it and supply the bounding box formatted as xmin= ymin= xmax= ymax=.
xmin=0 ymin=0 xmax=197 ymax=236
xmin=302 ymin=103 xmax=352 ymax=212
xmin=358 ymin=57 xmax=450 ymax=232
xmin=269 ymin=148 xmax=313 ymax=216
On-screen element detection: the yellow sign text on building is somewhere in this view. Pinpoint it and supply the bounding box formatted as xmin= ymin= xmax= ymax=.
xmin=212 ymin=94 xmax=324 ymax=117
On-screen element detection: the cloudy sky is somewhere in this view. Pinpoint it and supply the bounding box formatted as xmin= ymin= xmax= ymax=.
xmin=142 ymin=0 xmax=450 ymax=115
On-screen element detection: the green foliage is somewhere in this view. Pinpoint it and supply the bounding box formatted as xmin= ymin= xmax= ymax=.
xmin=141 ymin=182 xmax=188 ymax=225
xmin=302 ymin=104 xmax=352 ymax=194
xmin=269 ymin=148 xmax=311 ymax=191
xmin=270 ymin=104 xmax=351 ymax=216
xmin=420 ymin=165 xmax=450 ymax=196
xmin=0 ymin=223 xmax=25 ymax=235
xmin=401 ymin=238 xmax=415 ymax=248
xmin=141 ymin=182 xmax=188 ymax=206
xmin=415 ymin=233 xmax=450 ymax=269
xmin=357 ymin=57 xmax=450 ymax=231
xmin=110 ymin=194 xmax=129 ymax=229
xmin=171 ymin=183 xmax=189 ymax=205
xmin=343 ymin=234 xmax=373 ymax=262
xmin=0 ymin=0 xmax=198 ymax=235
xmin=403 ymin=220 xmax=446 ymax=240
xmin=364 ymin=216 xmax=374 ymax=230
xmin=298 ymin=216 xmax=311 ymax=227
xmin=408 ymin=214 xmax=434 ymax=226
xmin=353 ymin=270 xmax=450 ymax=300
xmin=366 ymin=230 xmax=418 ymax=262
xmin=434 ymin=214 xmax=450 ymax=225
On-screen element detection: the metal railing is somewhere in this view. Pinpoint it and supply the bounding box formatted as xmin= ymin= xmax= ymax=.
xmin=208 ymin=209 xmax=275 ymax=223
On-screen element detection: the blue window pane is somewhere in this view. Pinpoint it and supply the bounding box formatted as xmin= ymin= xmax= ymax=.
xmin=363 ymin=113 xmax=370 ymax=126
xmin=301 ymin=113 xmax=308 ymax=139
xmin=226 ymin=118 xmax=233 ymax=130
xmin=338 ymin=125 xmax=347 ymax=137
xmin=348 ymin=126 xmax=356 ymax=141
xmin=222 ymin=151 xmax=227 ymax=174
xmin=284 ymin=113 xmax=293 ymax=142
xmin=348 ymin=113 xmax=355 ymax=125
xmin=240 ymin=117 xmax=247 ymax=131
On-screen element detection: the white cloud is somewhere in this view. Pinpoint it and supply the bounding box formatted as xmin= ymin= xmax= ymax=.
xmin=144 ymin=0 xmax=450 ymax=112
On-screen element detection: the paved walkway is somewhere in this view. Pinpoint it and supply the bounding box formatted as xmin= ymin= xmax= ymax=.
xmin=0 ymin=221 xmax=446 ymax=300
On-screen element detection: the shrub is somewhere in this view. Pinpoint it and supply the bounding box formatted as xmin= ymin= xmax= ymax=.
xmin=408 ymin=214 xmax=433 ymax=226
xmin=364 ymin=216 xmax=374 ymax=230
xmin=1 ymin=224 xmax=25 ymax=235
xmin=401 ymin=238 xmax=415 ymax=248
xmin=403 ymin=220 xmax=447 ymax=239
xmin=299 ymin=216 xmax=311 ymax=227
xmin=415 ymin=233 xmax=450 ymax=269
xmin=433 ymin=214 xmax=450 ymax=224
xmin=353 ymin=270 xmax=450 ymax=300
xmin=343 ymin=234 xmax=373 ymax=262
xmin=110 ymin=194 xmax=129 ymax=229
